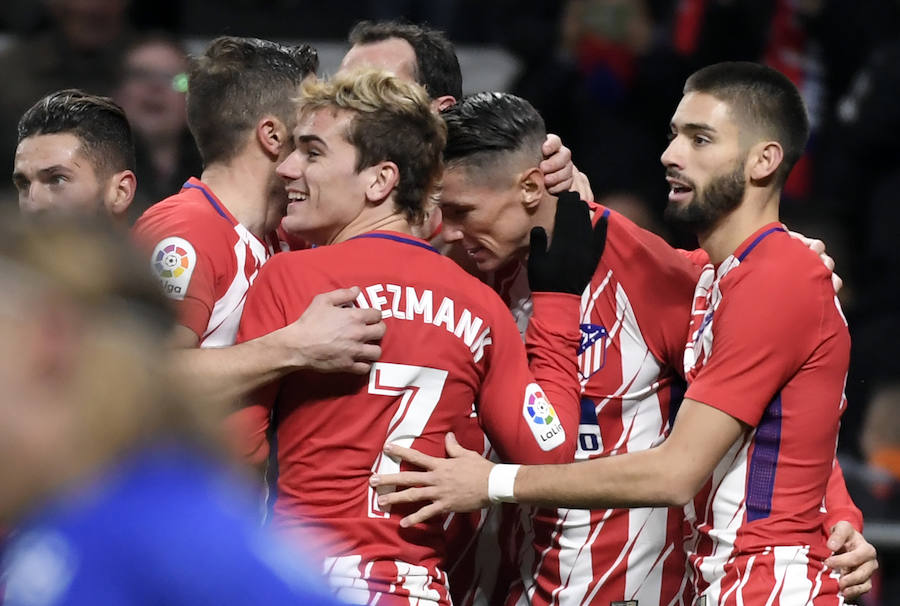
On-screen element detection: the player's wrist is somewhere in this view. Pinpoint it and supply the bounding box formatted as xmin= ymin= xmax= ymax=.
xmin=488 ymin=464 xmax=520 ymax=503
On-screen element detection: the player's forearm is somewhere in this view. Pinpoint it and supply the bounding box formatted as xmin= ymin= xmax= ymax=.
xmin=171 ymin=335 xmax=297 ymax=404
xmin=525 ymin=292 xmax=583 ymax=434
xmin=513 ymin=447 xmax=692 ymax=509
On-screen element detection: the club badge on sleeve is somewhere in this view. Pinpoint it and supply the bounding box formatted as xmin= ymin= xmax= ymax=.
xmin=523 ymin=383 xmax=566 ymax=451
xmin=150 ymin=237 xmax=197 ymax=301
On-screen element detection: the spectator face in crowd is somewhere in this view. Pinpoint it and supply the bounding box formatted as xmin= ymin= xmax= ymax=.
xmin=438 ymin=93 xmax=550 ymax=272
xmin=13 ymin=89 xmax=136 ymax=219
xmin=47 ymin=0 xmax=130 ymax=51
xmin=0 ymin=215 xmax=186 ymax=525
xmin=276 ymin=68 xmax=445 ymax=245
xmin=116 ymin=36 xmax=189 ymax=147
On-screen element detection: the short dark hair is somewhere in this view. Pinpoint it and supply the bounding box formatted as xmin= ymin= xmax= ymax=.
xmin=442 ymin=92 xmax=546 ymax=174
xmin=348 ymin=20 xmax=462 ymax=101
xmin=186 ymin=36 xmax=319 ymax=166
xmin=684 ymin=61 xmax=810 ymax=187
xmin=17 ymin=89 xmax=135 ymax=176
xmin=297 ymin=69 xmax=446 ymax=224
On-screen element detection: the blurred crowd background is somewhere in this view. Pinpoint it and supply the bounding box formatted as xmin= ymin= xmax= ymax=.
xmin=0 ymin=0 xmax=898 ymax=583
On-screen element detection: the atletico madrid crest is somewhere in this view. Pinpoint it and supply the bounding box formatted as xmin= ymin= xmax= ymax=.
xmin=577 ymin=322 xmax=608 ymax=380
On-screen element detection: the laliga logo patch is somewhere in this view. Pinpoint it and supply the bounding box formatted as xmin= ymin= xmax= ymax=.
xmin=523 ymin=383 xmax=565 ymax=451
xmin=577 ymin=323 xmax=608 ymax=380
xmin=151 ymin=236 xmax=196 ymax=301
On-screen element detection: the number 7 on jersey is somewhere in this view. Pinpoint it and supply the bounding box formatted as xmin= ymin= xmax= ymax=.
xmin=367 ymin=362 xmax=449 ymax=518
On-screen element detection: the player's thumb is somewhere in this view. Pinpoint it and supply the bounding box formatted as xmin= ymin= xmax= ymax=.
xmin=827 ymin=521 xmax=852 ymax=551
xmin=445 ymin=432 xmax=466 ymax=458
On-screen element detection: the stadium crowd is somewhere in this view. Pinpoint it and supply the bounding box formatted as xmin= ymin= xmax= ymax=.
xmin=0 ymin=1 xmax=898 ymax=605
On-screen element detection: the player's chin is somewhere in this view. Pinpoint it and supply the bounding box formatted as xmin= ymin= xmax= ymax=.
xmin=281 ymin=215 xmax=313 ymax=238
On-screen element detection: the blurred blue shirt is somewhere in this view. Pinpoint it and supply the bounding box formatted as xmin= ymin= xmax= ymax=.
xmin=1 ymin=446 xmax=345 ymax=606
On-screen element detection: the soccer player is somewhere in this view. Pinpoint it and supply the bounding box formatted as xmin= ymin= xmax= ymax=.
xmin=132 ymin=37 xmax=386 ymax=404
xmin=373 ymin=70 xmax=875 ymax=604
xmin=341 ymin=19 xmax=592 ymax=201
xmin=0 ymin=214 xmax=344 ymax=606
xmin=12 ymin=89 xmax=136 ymax=220
xmin=230 ymin=68 xmax=604 ymax=605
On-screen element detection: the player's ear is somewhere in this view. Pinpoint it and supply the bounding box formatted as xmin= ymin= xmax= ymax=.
xmin=256 ymin=115 xmax=288 ymax=159
xmin=104 ymin=169 xmax=136 ymax=219
xmin=748 ymin=140 xmax=783 ymax=183
xmin=431 ymin=95 xmax=456 ymax=112
xmin=519 ymin=166 xmax=544 ymax=210
xmin=365 ymin=161 xmax=400 ymax=205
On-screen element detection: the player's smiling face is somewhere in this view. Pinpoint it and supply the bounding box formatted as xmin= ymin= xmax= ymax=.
xmin=439 ymin=164 xmax=534 ymax=272
xmin=277 ymin=108 xmax=371 ymax=245
xmin=12 ymin=133 xmax=108 ymax=216
xmin=660 ymin=92 xmax=748 ymax=233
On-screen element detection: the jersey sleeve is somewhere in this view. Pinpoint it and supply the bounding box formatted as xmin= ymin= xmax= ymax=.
xmin=685 ymin=269 xmax=821 ymax=427
xmin=476 ymin=292 xmax=582 ymax=464
xmin=823 ymin=459 xmax=864 ymax=532
xmin=132 ymin=212 xmax=226 ymax=340
xmin=226 ymin=257 xmax=292 ymax=465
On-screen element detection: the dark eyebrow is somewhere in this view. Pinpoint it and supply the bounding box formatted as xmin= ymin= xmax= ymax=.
xmin=672 ymin=122 xmax=718 ymax=136
xmin=296 ymin=134 xmax=326 ymax=147
xmin=37 ymin=165 xmax=73 ymax=176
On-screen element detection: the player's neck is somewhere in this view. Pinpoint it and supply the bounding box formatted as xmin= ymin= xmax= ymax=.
xmin=697 ymin=189 xmax=781 ymax=264
xmin=325 ymin=211 xmax=414 ymax=246
xmin=199 ymin=157 xmax=274 ymax=238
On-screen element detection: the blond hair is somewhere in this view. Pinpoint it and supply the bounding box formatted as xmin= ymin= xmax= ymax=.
xmin=297 ymin=68 xmax=446 ymax=224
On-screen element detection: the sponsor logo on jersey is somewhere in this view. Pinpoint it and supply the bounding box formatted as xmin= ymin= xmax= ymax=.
xmin=151 ymin=237 xmax=197 ymax=301
xmin=611 ymin=601 xmax=638 ymax=606
xmin=522 ymin=383 xmax=565 ymax=451
xmin=578 ymin=322 xmax=608 ymax=379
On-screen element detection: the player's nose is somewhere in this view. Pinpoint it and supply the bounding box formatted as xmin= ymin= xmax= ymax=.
xmin=19 ymin=184 xmax=49 ymax=215
xmin=276 ymin=150 xmax=303 ymax=181
xmin=441 ymin=223 xmax=464 ymax=243
xmin=660 ymin=137 xmax=682 ymax=169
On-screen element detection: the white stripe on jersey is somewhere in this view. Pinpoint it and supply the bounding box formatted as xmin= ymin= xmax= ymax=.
xmin=324 ymin=555 xmax=444 ymax=605
xmin=688 ymin=435 xmax=751 ymax=598
xmin=528 ymin=282 xmax=674 ymax=606
xmin=201 ymin=223 xmax=270 ymax=347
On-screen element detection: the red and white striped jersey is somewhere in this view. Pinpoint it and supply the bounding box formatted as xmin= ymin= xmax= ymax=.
xmin=503 ymin=206 xmax=701 ymax=606
xmin=682 ymin=223 xmax=849 ymax=605
xmin=231 ymin=231 xmax=583 ymax=606
xmin=132 ymin=178 xmax=275 ymax=346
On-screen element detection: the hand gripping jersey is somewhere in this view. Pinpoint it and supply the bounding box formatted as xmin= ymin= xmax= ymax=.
xmin=682 ymin=224 xmax=850 ymax=605
xmin=502 ymin=206 xmax=701 ymax=606
xmin=231 ymin=231 xmax=583 ymax=606
xmin=132 ymin=178 xmax=276 ymax=346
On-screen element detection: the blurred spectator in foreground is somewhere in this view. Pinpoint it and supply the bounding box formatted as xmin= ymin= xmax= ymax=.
xmin=12 ymin=89 xmax=136 ymax=221
xmin=0 ymin=0 xmax=136 ymax=189
xmin=114 ymin=33 xmax=202 ymax=221
xmin=843 ymin=383 xmax=900 ymax=606
xmin=0 ymin=214 xmax=345 ymax=606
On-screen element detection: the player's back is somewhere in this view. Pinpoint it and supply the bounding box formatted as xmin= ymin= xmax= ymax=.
xmin=236 ymin=231 xmax=580 ymax=605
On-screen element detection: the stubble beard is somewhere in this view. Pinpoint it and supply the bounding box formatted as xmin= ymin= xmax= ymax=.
xmin=664 ymin=163 xmax=746 ymax=234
